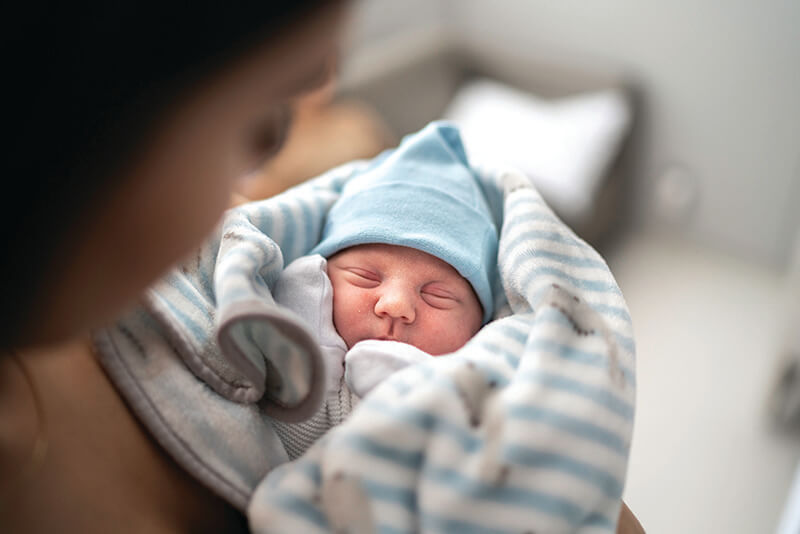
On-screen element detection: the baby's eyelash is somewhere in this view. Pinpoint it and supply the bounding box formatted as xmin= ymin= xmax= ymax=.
xmin=421 ymin=287 xmax=462 ymax=311
xmin=341 ymin=267 xmax=381 ymax=288
xmin=422 ymin=284 xmax=457 ymax=299
xmin=346 ymin=268 xmax=379 ymax=281
xmin=423 ymin=290 xmax=455 ymax=300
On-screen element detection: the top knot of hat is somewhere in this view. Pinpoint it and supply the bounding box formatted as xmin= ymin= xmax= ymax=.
xmin=311 ymin=121 xmax=498 ymax=323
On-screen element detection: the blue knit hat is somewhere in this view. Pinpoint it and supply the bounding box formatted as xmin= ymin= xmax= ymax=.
xmin=311 ymin=121 xmax=498 ymax=323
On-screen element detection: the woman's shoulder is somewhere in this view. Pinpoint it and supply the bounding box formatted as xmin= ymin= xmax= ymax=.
xmin=0 ymin=338 xmax=246 ymax=533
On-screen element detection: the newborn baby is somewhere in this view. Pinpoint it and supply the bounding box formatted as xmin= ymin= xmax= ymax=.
xmin=328 ymin=243 xmax=482 ymax=355
xmin=270 ymin=122 xmax=498 ymax=457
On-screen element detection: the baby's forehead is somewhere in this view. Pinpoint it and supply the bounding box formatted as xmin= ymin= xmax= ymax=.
xmin=332 ymin=243 xmax=466 ymax=280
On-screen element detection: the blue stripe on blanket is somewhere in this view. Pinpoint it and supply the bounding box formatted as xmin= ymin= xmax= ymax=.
xmin=278 ymin=202 xmax=297 ymax=258
xmin=154 ymin=292 xmax=205 ymax=345
xmin=168 ymin=272 xmax=214 ymax=320
xmin=383 ymin=363 xmax=439 ymax=397
xmin=502 ymin=210 xmax=565 ymax=231
xmin=590 ymin=302 xmax=633 ymax=323
xmin=523 ymin=285 xmax=633 ymax=331
xmin=341 ymin=429 xmax=624 ymax=499
xmin=265 ymin=455 xmax=322 ymax=489
xmin=222 ymin=222 xmax=279 ymax=257
xmin=521 ymin=265 xmax=622 ymax=295
xmin=534 ymin=308 xmax=636 ymax=367
xmin=375 ymin=525 xmax=407 ymax=534
xmin=422 ymin=465 xmax=610 ymax=527
xmin=269 ymin=492 xmax=328 ymax=530
xmin=298 ymin=198 xmax=316 ymax=254
xmin=477 ymin=341 xmax=520 ymax=369
xmin=196 ymin=248 xmax=215 ymax=303
xmin=362 ymin=393 xmax=628 ymax=457
xmin=245 ymin=205 xmax=275 ymax=236
xmin=505 ymin=193 xmax=545 ymax=212
xmin=503 ymin=444 xmax=624 ymax=497
xmin=507 ymin=404 xmax=628 ymax=455
xmin=484 ymin=317 xmax=635 ymax=386
xmin=502 ymin=228 xmax=587 ymax=253
xmin=342 ymin=434 xmax=424 ymax=470
xmin=507 ymin=246 xmax=610 ymax=272
xmin=275 ymin=449 xmax=617 ymax=532
xmin=420 ymin=508 xmax=615 ymax=533
xmin=391 ymin=347 xmax=634 ymax=423
xmin=218 ymin=263 xmax=272 ymax=291
xmin=361 ymin=478 xmax=417 ymax=511
xmin=519 ymin=371 xmax=635 ymax=421
xmin=493 ymin=322 xmax=529 ymax=345
xmin=216 ymin=286 xmax=259 ymax=306
xmin=420 ymin=511 xmax=534 ymax=534
xmin=361 ymin=399 xmax=481 ymax=452
xmin=529 ymin=337 xmax=635 ymax=387
xmin=268 ymin=464 xmax=617 ymax=533
xmin=466 ymin=341 xmax=632 ymax=415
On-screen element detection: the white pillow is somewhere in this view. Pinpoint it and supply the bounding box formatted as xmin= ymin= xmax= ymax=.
xmin=443 ymin=78 xmax=631 ymax=222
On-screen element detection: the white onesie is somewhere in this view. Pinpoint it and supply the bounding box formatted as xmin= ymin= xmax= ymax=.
xmin=269 ymin=254 xmax=432 ymax=459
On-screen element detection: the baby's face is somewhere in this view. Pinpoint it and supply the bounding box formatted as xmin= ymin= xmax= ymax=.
xmin=327 ymin=244 xmax=483 ymax=355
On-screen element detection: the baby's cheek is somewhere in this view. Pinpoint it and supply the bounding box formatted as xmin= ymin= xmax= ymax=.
xmin=448 ymin=323 xmax=475 ymax=349
xmin=331 ymin=289 xmax=370 ymax=347
xmin=418 ymin=315 xmax=471 ymax=355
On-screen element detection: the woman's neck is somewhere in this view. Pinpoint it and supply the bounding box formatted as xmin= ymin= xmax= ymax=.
xmin=0 ymin=336 xmax=246 ymax=532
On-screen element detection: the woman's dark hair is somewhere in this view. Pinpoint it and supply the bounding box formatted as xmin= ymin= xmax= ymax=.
xmin=1 ymin=2 xmax=328 ymax=348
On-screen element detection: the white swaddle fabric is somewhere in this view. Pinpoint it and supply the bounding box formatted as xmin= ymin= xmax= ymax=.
xmin=248 ymin=168 xmax=636 ymax=533
xmin=345 ymin=339 xmax=433 ymax=397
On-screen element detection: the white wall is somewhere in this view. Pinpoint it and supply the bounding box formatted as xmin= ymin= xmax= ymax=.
xmin=341 ymin=0 xmax=447 ymax=54
xmin=345 ymin=0 xmax=800 ymax=269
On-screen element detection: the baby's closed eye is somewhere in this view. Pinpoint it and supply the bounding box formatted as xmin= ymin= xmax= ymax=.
xmin=343 ymin=267 xmax=380 ymax=287
xmin=421 ymin=285 xmax=459 ymax=308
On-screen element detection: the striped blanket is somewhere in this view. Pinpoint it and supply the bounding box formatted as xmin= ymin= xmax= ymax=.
xmin=95 ymin=157 xmax=635 ymax=533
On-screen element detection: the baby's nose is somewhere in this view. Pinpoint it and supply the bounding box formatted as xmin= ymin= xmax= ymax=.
xmin=374 ymin=287 xmax=415 ymax=323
